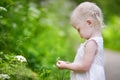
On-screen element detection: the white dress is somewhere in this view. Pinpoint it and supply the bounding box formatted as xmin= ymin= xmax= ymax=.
xmin=70 ymin=37 xmax=105 ymax=80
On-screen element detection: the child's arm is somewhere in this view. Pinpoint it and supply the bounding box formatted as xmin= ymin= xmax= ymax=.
xmin=56 ymin=40 xmax=97 ymax=72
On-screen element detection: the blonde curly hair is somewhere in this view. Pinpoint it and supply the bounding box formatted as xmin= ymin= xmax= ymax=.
xmin=70 ymin=2 xmax=104 ymax=28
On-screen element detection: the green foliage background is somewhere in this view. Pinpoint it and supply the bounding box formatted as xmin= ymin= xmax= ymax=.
xmin=0 ymin=0 xmax=120 ymax=79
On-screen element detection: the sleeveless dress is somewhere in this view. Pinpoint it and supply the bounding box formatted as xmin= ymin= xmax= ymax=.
xmin=70 ymin=37 xmax=105 ymax=80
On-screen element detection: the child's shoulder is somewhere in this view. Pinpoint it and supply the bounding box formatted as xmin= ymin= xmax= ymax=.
xmin=85 ymin=37 xmax=103 ymax=47
xmin=88 ymin=37 xmax=103 ymax=43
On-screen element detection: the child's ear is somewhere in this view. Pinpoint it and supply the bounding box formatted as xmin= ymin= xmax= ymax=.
xmin=86 ymin=19 xmax=92 ymax=26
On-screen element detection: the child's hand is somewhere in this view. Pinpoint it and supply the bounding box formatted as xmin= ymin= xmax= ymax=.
xmin=56 ymin=60 xmax=68 ymax=69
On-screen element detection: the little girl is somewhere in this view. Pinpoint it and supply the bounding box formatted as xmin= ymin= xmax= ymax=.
xmin=56 ymin=2 xmax=105 ymax=80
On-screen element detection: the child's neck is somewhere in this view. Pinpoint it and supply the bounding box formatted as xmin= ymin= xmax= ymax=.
xmin=89 ymin=31 xmax=102 ymax=39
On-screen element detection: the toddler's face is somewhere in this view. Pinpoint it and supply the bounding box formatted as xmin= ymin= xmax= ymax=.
xmin=73 ymin=22 xmax=93 ymax=39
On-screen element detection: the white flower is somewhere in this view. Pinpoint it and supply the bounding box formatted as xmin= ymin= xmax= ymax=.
xmin=0 ymin=74 xmax=10 ymax=79
xmin=0 ymin=7 xmax=7 ymax=12
xmin=15 ymin=55 xmax=27 ymax=62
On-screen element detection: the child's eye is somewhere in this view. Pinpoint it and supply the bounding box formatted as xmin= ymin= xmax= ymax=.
xmin=77 ymin=28 xmax=80 ymax=32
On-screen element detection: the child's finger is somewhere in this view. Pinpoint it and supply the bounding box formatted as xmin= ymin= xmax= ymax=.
xmin=56 ymin=61 xmax=61 ymax=67
xmin=58 ymin=61 xmax=61 ymax=64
